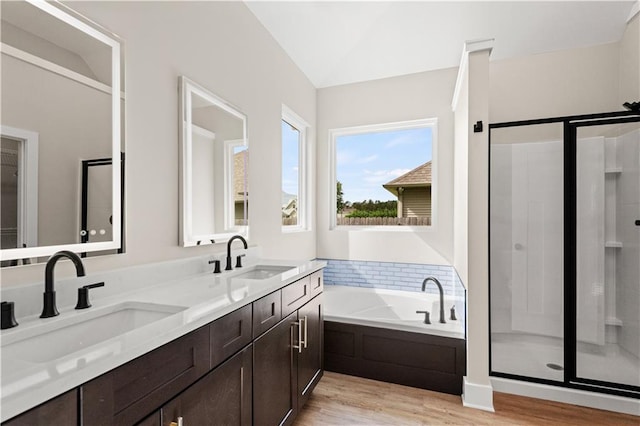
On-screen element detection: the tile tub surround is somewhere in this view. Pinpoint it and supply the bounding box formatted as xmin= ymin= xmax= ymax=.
xmin=319 ymin=258 xmax=465 ymax=297
xmin=0 ymin=253 xmax=325 ymax=422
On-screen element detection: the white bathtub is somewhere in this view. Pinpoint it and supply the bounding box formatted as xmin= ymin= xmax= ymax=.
xmin=324 ymin=285 xmax=465 ymax=340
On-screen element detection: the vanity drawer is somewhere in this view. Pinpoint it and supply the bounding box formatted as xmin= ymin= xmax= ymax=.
xmin=81 ymin=326 xmax=210 ymax=426
xmin=309 ymin=270 xmax=323 ymax=298
xmin=282 ymin=275 xmax=310 ymax=317
xmin=210 ymin=304 xmax=252 ymax=368
xmin=253 ymin=290 xmax=282 ymax=338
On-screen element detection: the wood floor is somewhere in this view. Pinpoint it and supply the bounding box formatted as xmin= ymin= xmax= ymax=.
xmin=294 ymin=372 xmax=639 ymax=425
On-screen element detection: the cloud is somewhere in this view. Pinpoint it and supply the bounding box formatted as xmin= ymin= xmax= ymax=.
xmin=385 ymin=133 xmax=419 ymax=148
xmin=336 ymin=150 xmax=353 ymax=165
xmin=361 ymin=168 xmax=410 ymax=184
xmin=356 ymin=154 xmax=378 ymax=164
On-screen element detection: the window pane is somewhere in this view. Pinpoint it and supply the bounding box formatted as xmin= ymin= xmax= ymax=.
xmin=336 ymin=126 xmax=432 ymax=226
xmin=282 ymin=120 xmax=299 ymax=226
xmin=233 ymin=145 xmax=248 ymax=227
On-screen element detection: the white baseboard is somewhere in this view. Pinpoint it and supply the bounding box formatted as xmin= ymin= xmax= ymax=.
xmin=491 ymin=377 xmax=640 ymax=417
xmin=462 ymin=377 xmax=495 ymax=412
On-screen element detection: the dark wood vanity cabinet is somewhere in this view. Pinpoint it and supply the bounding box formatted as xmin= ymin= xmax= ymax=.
xmin=161 ymin=345 xmax=253 ymax=426
xmin=3 ymin=270 xmax=323 ymax=426
xmin=81 ymin=326 xmax=211 ymax=426
xmin=253 ymin=293 xmax=323 ymax=426
xmin=253 ymin=312 xmax=299 ymax=426
xmin=296 ymin=294 xmax=323 ymax=408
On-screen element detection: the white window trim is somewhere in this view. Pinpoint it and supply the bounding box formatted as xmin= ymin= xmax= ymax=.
xmin=328 ymin=118 xmax=438 ymax=231
xmin=282 ymin=105 xmax=310 ymax=233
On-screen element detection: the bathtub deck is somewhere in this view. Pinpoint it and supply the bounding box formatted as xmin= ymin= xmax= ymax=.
xmin=324 ymin=320 xmax=466 ymax=395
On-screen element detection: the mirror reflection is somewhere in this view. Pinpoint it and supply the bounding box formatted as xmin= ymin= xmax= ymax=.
xmin=0 ymin=0 xmax=123 ymax=266
xmin=180 ymin=77 xmax=248 ymax=247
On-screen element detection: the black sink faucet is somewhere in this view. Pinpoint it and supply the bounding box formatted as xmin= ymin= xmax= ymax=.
xmin=225 ymin=235 xmax=248 ymax=271
xmin=41 ymin=250 xmax=85 ymax=318
xmin=422 ymin=277 xmax=446 ymax=324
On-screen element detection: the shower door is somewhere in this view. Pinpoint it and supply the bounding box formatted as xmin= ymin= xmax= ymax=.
xmin=490 ymin=111 xmax=640 ymax=399
xmin=570 ymin=117 xmax=640 ymax=392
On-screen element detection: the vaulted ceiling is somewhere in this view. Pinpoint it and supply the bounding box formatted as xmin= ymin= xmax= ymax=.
xmin=245 ymin=1 xmax=637 ymax=88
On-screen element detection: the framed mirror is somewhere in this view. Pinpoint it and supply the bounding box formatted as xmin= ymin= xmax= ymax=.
xmin=0 ymin=0 xmax=124 ymax=265
xmin=179 ymin=76 xmax=248 ymax=247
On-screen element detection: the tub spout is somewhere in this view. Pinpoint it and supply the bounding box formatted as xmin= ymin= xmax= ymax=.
xmin=422 ymin=277 xmax=445 ymax=324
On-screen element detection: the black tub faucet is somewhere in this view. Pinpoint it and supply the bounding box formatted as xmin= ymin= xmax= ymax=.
xmin=225 ymin=235 xmax=248 ymax=271
xmin=422 ymin=277 xmax=446 ymax=324
xmin=41 ymin=251 xmax=86 ymax=318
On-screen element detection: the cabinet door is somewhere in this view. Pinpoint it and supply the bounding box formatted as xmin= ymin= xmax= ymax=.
xmin=82 ymin=326 xmax=210 ymax=425
xmin=297 ymin=294 xmax=323 ymax=409
xmin=253 ymin=312 xmax=298 ymax=426
xmin=162 ymin=345 xmax=252 ymax=426
xmin=2 ymin=390 xmax=77 ymax=426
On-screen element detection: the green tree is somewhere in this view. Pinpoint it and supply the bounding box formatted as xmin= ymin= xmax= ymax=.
xmin=336 ymin=181 xmax=345 ymax=214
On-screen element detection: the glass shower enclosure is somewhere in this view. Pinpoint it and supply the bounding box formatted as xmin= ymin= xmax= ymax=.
xmin=489 ymin=110 xmax=640 ymax=398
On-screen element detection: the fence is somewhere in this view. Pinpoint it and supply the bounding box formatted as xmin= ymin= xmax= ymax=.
xmin=336 ymin=216 xmax=431 ymax=226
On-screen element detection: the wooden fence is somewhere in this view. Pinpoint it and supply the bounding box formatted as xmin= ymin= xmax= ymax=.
xmin=336 ymin=216 xmax=431 ymax=226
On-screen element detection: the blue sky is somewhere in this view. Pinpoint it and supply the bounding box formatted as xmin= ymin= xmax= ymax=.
xmin=282 ymin=120 xmax=300 ymax=199
xmin=336 ymin=127 xmax=432 ymax=203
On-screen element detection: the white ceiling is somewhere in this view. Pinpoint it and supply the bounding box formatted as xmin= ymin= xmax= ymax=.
xmin=245 ymin=1 xmax=637 ymax=88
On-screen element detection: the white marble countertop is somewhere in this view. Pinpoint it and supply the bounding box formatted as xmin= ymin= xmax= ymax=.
xmin=0 ymin=258 xmax=325 ymax=422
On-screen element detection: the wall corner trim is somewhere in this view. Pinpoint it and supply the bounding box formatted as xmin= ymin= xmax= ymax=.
xmin=627 ymin=1 xmax=639 ymax=22
xmin=462 ymin=377 xmax=495 ymax=412
xmin=451 ymin=38 xmax=494 ymax=111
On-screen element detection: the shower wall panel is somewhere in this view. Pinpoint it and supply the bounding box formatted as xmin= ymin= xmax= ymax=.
xmin=616 ymin=129 xmax=640 ymax=359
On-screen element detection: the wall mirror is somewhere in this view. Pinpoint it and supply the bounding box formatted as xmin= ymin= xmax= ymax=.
xmin=179 ymin=76 xmax=248 ymax=247
xmin=0 ymin=0 xmax=124 ymax=266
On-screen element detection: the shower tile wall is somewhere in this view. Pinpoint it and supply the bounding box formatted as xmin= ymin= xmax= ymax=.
xmin=318 ymin=258 xmax=464 ymax=297
xmin=616 ymin=128 xmax=640 ymax=359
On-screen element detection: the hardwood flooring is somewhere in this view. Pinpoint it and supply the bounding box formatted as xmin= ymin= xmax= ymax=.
xmin=294 ymin=372 xmax=639 ymax=425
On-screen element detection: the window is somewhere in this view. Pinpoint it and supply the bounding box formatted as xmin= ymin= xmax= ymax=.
xmin=329 ymin=118 xmax=436 ymax=229
xmin=281 ymin=105 xmax=309 ymax=230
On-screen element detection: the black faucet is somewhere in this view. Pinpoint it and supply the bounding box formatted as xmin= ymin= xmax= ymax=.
xmin=41 ymin=251 xmax=86 ymax=318
xmin=225 ymin=235 xmax=248 ymax=271
xmin=422 ymin=277 xmax=446 ymax=324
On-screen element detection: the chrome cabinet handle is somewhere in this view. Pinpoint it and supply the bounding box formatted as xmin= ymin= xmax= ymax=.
xmin=292 ymin=320 xmax=303 ymax=353
xmin=170 ymin=416 xmax=184 ymax=426
xmin=302 ymin=315 xmax=308 ymax=349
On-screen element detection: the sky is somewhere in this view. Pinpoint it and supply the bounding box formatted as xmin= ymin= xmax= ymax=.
xmin=282 ymin=120 xmax=300 ymax=202
xmin=282 ymin=122 xmax=432 ymax=204
xmin=336 ymin=126 xmax=432 ymax=203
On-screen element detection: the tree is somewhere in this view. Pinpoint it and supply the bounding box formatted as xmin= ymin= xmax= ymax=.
xmin=336 ymin=181 xmax=345 ymax=214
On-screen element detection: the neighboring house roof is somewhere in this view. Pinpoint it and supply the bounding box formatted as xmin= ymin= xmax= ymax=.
xmin=234 ymin=149 xmax=248 ymax=203
xmin=382 ymin=161 xmax=431 ymax=196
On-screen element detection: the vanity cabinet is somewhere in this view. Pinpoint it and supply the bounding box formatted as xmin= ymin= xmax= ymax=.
xmin=3 ymin=390 xmax=77 ymax=426
xmin=296 ymin=294 xmax=323 ymax=408
xmin=2 ymin=269 xmax=324 ymax=426
xmin=161 ymin=345 xmax=253 ymax=426
xmin=253 ymin=293 xmax=323 ymax=426
xmin=253 ymin=312 xmax=299 ymax=425
xmin=82 ymin=326 xmax=210 ymax=425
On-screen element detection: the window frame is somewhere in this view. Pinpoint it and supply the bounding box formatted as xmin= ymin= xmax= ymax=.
xmin=281 ymin=105 xmax=310 ymax=232
xmin=328 ymin=118 xmax=438 ymax=231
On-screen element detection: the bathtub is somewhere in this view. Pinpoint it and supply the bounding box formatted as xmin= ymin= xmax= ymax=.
xmin=324 ymin=285 xmax=465 ymax=340
xmin=323 ymin=285 xmax=467 ymax=395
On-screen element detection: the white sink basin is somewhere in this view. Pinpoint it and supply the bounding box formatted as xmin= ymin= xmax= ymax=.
xmin=1 ymin=302 xmax=185 ymax=364
xmin=233 ymin=265 xmax=295 ymax=280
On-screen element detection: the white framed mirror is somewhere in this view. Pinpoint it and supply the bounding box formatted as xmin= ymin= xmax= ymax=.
xmin=0 ymin=0 xmax=124 ymax=266
xmin=179 ymin=76 xmax=248 ymax=247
